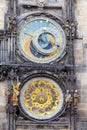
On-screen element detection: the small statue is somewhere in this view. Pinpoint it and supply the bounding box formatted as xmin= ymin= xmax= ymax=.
xmin=8 ymin=17 xmax=12 ymax=28
xmin=74 ymin=90 xmax=79 ymax=106
xmin=64 ymin=20 xmax=70 ymax=37
xmin=6 ymin=16 xmax=17 ymax=34
xmin=12 ymin=82 xmax=21 ymax=106
xmin=71 ymin=22 xmax=76 ymax=37
xmin=65 ymin=90 xmax=72 ymax=107
xmin=12 ymin=17 xmax=17 ymax=33
xmin=7 ymin=17 xmax=12 ymax=33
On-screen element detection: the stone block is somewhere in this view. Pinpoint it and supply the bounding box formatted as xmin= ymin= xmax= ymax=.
xmin=0 ymin=106 xmax=6 ymax=113
xmin=0 ymin=82 xmax=7 ymax=106
xmin=0 ymin=0 xmax=8 ymax=30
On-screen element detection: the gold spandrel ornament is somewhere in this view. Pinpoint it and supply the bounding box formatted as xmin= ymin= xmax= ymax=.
xmin=12 ymin=82 xmax=21 ymax=106
xmin=19 ymin=77 xmax=64 ymax=120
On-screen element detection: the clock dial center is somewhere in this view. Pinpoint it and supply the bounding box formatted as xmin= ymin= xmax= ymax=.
xmin=38 ymin=32 xmax=55 ymax=49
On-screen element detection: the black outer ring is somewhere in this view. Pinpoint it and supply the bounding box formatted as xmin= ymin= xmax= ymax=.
xmin=18 ymin=71 xmax=66 ymax=123
xmin=18 ymin=11 xmax=65 ymax=25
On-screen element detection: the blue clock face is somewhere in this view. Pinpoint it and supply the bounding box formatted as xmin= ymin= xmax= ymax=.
xmin=17 ymin=16 xmax=66 ymax=63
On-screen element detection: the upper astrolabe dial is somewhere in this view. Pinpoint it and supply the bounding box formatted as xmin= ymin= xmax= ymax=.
xmin=17 ymin=16 xmax=66 ymax=63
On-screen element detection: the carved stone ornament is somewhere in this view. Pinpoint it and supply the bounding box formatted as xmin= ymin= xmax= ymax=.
xmin=36 ymin=0 xmax=47 ymax=7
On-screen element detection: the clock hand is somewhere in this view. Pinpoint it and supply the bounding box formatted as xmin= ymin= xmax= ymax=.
xmin=38 ymin=38 xmax=46 ymax=43
xmin=55 ymin=43 xmax=60 ymax=47
xmin=24 ymin=32 xmax=33 ymax=37
xmin=44 ymin=35 xmax=49 ymax=43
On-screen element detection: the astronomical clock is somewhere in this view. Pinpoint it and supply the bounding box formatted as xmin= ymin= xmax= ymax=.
xmin=17 ymin=15 xmax=66 ymax=63
xmin=16 ymin=11 xmax=67 ymax=122
xmin=0 ymin=0 xmax=77 ymax=130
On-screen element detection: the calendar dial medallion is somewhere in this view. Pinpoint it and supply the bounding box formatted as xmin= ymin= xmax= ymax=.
xmin=17 ymin=17 xmax=66 ymax=63
xmin=19 ymin=77 xmax=64 ymax=121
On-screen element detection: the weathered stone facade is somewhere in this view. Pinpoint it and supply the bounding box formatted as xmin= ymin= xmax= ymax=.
xmin=75 ymin=0 xmax=87 ymax=121
xmin=0 ymin=0 xmax=87 ymax=130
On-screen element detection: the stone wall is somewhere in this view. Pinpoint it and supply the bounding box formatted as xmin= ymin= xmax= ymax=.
xmin=75 ymin=0 xmax=87 ymax=121
xmin=0 ymin=0 xmax=8 ymax=129
xmin=0 ymin=81 xmax=8 ymax=130
xmin=0 ymin=0 xmax=8 ymax=30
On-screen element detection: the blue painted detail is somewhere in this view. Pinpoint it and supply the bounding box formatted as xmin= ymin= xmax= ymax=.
xmin=30 ymin=42 xmax=47 ymax=58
